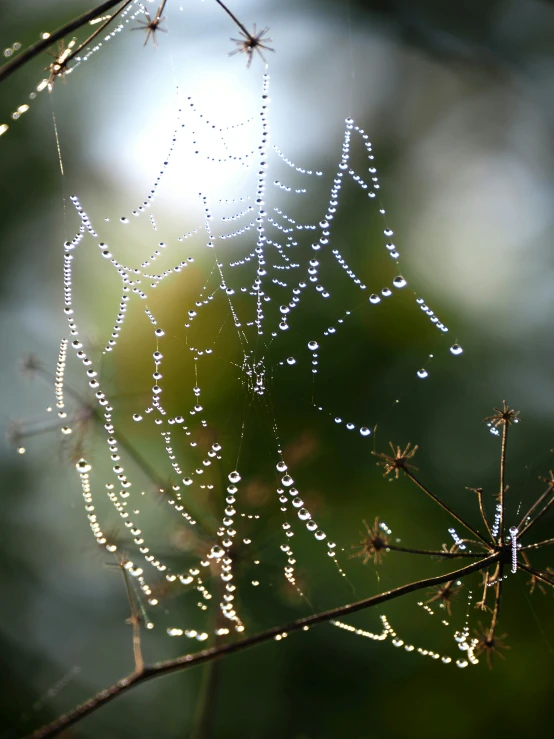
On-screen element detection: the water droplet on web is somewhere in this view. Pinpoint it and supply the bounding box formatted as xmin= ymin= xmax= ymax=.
xmin=286 ymin=357 xmax=296 ymax=365
xmin=360 ymin=427 xmax=371 ymax=436
xmin=307 ymin=341 xmax=319 ymax=351
xmin=120 ymin=217 xmax=129 ymax=224
xmin=155 ymin=328 xmax=165 ymax=337
xmin=276 ymin=461 xmax=287 ymax=472
xmin=369 ymin=294 xmax=381 ymax=304
xmin=133 ymin=414 xmax=143 ymax=422
xmin=392 ymin=275 xmax=407 ymax=289
xmin=450 ymin=344 xmax=463 ymax=356
xmin=76 ymin=459 xmax=91 ymax=473
xmin=417 ymin=369 xmax=429 ymax=379
xmin=282 ymin=474 xmax=294 ymax=487
xmin=228 ymin=471 xmax=241 ymax=483
xmin=298 ymin=508 xmax=311 ymax=520
xmin=314 ymin=530 xmax=326 ymax=541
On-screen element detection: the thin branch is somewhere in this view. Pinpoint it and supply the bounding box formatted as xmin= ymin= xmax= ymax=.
xmin=118 ymin=559 xmax=145 ymax=674
xmin=0 ymin=0 xmax=126 ymax=84
xmin=63 ymin=0 xmax=135 ymax=70
xmin=468 ymin=487 xmax=494 ymax=542
xmin=517 ymin=483 xmax=554 ymax=533
xmin=384 ymin=543 xmax=484 ymax=558
xmin=28 ymin=553 xmax=499 ymax=739
xmin=520 ymin=536 xmax=554 ymax=552
xmin=488 ymin=563 xmax=504 ymax=641
xmin=213 ymin=0 xmax=251 ymax=38
xmin=404 ymin=470 xmax=490 ymax=546
xmin=519 ymin=488 xmax=554 ymax=539
xmin=518 ymin=562 xmax=554 ymax=589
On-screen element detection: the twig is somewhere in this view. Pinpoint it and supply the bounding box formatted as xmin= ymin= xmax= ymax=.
xmin=383 ymin=543 xmax=483 ymax=558
xmin=404 ymin=470 xmax=490 ymax=547
xmin=519 ymin=487 xmax=554 ymax=539
xmin=62 ymin=0 xmax=135 ymax=70
xmin=27 ymin=553 xmax=499 ymax=739
xmin=520 ymin=536 xmax=554 ymax=552
xmin=118 ymin=557 xmax=145 ymax=674
xmin=518 ymin=562 xmax=554 ymax=589
xmin=0 ymin=0 xmax=126 ymax=84
xmin=213 ymin=0 xmax=251 ymax=38
xmin=488 ymin=563 xmax=504 ymax=642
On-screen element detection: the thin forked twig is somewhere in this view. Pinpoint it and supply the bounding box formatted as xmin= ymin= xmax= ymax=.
xmin=518 ymin=562 xmax=554 ymax=589
xmin=519 ymin=480 xmax=554 ymax=538
xmin=467 ymin=487 xmax=494 ymax=542
xmin=27 ymin=553 xmax=499 ymax=739
xmin=118 ymin=557 xmax=145 ymax=674
xmin=404 ymin=469 xmax=490 ymax=547
xmin=0 ymin=0 xmax=126 ymax=84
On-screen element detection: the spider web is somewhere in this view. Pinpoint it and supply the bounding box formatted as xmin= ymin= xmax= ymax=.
xmin=6 ymin=3 xmax=469 ymax=658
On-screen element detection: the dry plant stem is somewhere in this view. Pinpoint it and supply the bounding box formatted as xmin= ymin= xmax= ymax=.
xmin=521 ymin=536 xmax=554 ymax=552
xmin=214 ymin=0 xmax=251 ymax=38
xmin=518 ymin=562 xmax=554 ymax=589
xmin=0 ymin=0 xmax=248 ymax=85
xmin=383 ymin=544 xmax=482 ymax=558
xmin=119 ymin=561 xmax=144 ymax=674
xmin=517 ymin=483 xmax=554 ymax=533
xmin=0 ymin=0 xmax=125 ymax=84
xmin=63 ymin=0 xmax=135 ymax=68
xmin=475 ymin=489 xmax=494 ymax=541
xmin=519 ymin=491 xmax=554 ymax=539
xmin=28 ymin=553 xmax=499 ymax=739
xmin=488 ymin=564 xmax=504 ymax=642
xmin=404 ymin=470 xmax=490 ymax=546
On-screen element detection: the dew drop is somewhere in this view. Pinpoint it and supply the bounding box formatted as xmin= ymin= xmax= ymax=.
xmin=154 ymin=328 xmax=165 ymax=337
xmin=450 ymin=344 xmax=463 ymax=356
xmin=281 ymin=474 xmax=294 ymax=487
xmin=360 ymin=427 xmax=371 ymax=437
xmin=286 ymin=357 xmax=296 ymax=365
xmin=133 ymin=414 xmax=143 ymax=422
xmin=228 ymin=471 xmax=241 ymax=483
xmin=392 ymin=275 xmax=407 ymax=289
xmin=417 ymin=369 xmax=429 ymax=379
xmin=369 ymin=294 xmax=381 ymax=304
xmin=307 ymin=341 xmax=319 ymax=351
xmin=76 ymin=459 xmax=91 ymax=474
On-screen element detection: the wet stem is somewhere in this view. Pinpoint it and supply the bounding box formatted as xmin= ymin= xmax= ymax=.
xmin=27 ymin=553 xmax=499 ymax=739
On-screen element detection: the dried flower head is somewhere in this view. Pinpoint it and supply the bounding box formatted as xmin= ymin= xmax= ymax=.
xmin=372 ymin=442 xmax=418 ymax=480
xmin=230 ymin=24 xmax=274 ymax=67
xmin=484 ymin=401 xmax=520 ymax=428
xmin=132 ymin=3 xmax=167 ymax=47
xmin=350 ymin=517 xmax=389 ymax=565
xmin=473 ymin=622 xmax=510 ymax=669
xmin=425 ymin=581 xmax=463 ymax=615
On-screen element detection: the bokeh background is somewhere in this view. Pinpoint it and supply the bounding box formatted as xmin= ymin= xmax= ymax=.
xmin=2 ymin=0 xmax=554 ymax=737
